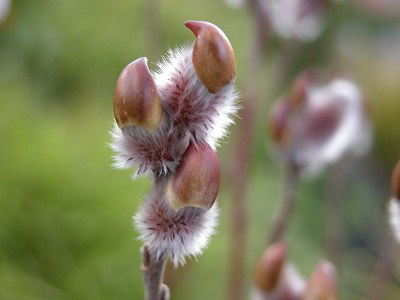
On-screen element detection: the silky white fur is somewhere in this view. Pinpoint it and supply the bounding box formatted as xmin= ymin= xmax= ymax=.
xmin=134 ymin=191 xmax=218 ymax=267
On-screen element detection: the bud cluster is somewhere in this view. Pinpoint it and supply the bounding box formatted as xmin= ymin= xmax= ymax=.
xmin=111 ymin=21 xmax=238 ymax=265
xmin=269 ymin=72 xmax=372 ymax=176
xmin=253 ymin=242 xmax=337 ymax=300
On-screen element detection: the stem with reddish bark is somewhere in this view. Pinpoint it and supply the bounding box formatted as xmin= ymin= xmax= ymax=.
xmin=269 ymin=162 xmax=300 ymax=244
xmin=228 ymin=1 xmax=269 ymax=299
xmin=366 ymin=214 xmax=396 ymax=300
xmin=141 ymin=245 xmax=170 ymax=300
xmin=324 ymin=157 xmax=352 ymax=264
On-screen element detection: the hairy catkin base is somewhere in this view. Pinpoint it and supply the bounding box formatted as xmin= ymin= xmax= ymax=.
xmin=134 ymin=190 xmax=218 ymax=267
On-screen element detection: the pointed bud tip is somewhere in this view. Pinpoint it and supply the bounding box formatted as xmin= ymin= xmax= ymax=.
xmin=254 ymin=242 xmax=287 ymax=292
xmin=269 ymin=99 xmax=291 ymax=148
xmin=185 ymin=20 xmax=202 ymax=36
xmin=166 ymin=143 xmax=220 ymax=211
xmin=186 ymin=20 xmax=236 ymax=94
xmin=132 ymin=56 xmax=148 ymax=66
xmin=290 ymin=71 xmax=315 ymax=108
xmin=113 ymin=57 xmax=162 ymax=130
xmin=392 ymin=160 xmax=400 ymax=200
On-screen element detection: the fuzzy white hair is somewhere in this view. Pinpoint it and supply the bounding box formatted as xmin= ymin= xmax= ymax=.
xmin=155 ymin=47 xmax=238 ymax=149
xmin=134 ymin=190 xmax=218 ymax=267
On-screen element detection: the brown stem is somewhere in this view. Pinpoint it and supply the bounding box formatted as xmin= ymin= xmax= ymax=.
xmin=365 ymin=213 xmax=396 ymax=300
xmin=324 ymin=157 xmax=352 ymax=265
xmin=269 ymin=162 xmax=300 ymax=244
xmin=227 ymin=1 xmax=270 ymax=300
xmin=366 ymin=238 xmax=395 ymax=300
xmin=228 ymin=95 xmax=254 ymax=300
xmin=141 ymin=245 xmax=170 ymax=300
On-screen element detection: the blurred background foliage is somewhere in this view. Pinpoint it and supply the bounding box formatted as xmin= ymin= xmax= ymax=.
xmin=0 ymin=0 xmax=400 ymax=299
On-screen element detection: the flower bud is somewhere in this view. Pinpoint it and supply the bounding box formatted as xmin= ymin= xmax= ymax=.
xmin=269 ymin=99 xmax=291 ymax=148
xmin=304 ymin=261 xmax=337 ymax=300
xmin=290 ymin=71 xmax=314 ymax=108
xmin=254 ymin=242 xmax=287 ymax=292
xmin=185 ymin=20 xmax=236 ymax=94
xmin=113 ymin=57 xmax=163 ymax=130
xmin=392 ymin=160 xmax=400 ymax=200
xmin=301 ymin=100 xmax=343 ymax=146
xmin=166 ymin=143 xmax=220 ymax=211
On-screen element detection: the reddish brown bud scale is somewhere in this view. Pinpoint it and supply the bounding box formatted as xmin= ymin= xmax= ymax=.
xmin=114 ymin=57 xmax=162 ymax=130
xmin=185 ymin=21 xmax=236 ymax=94
xmin=302 ymin=101 xmax=343 ymax=145
xmin=254 ymin=242 xmax=286 ymax=292
xmin=166 ymin=143 xmax=220 ymax=211
xmin=392 ymin=160 xmax=400 ymax=200
xmin=290 ymin=71 xmax=314 ymax=108
xmin=269 ymin=99 xmax=291 ymax=148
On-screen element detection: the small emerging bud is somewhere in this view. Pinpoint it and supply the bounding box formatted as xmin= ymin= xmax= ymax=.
xmin=301 ymin=100 xmax=343 ymax=146
xmin=114 ymin=57 xmax=163 ymax=130
xmin=269 ymin=99 xmax=291 ymax=149
xmin=290 ymin=71 xmax=314 ymax=108
xmin=304 ymin=261 xmax=337 ymax=300
xmin=166 ymin=143 xmax=220 ymax=211
xmin=254 ymin=242 xmax=287 ymax=292
xmin=391 ymin=160 xmax=400 ymax=200
xmin=185 ymin=20 xmax=236 ymax=94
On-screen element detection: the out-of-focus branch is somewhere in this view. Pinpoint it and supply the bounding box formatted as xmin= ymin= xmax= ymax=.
xmin=141 ymin=245 xmax=169 ymax=300
xmin=228 ymin=1 xmax=270 ymax=299
xmin=366 ymin=218 xmax=395 ymax=300
xmin=145 ymin=0 xmax=164 ymax=58
xmin=324 ymin=157 xmax=352 ymax=265
xmin=269 ymin=162 xmax=300 ymax=244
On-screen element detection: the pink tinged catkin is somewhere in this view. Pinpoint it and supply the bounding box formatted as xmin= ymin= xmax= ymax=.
xmin=134 ymin=190 xmax=218 ymax=267
xmin=269 ymin=73 xmax=372 ymax=176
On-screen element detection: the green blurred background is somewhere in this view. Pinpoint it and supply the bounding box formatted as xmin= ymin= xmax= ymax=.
xmin=1 ymin=0 xmax=400 ymax=299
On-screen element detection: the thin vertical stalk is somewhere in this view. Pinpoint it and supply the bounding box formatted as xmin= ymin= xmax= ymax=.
xmin=141 ymin=245 xmax=170 ymax=300
xmin=366 ymin=211 xmax=396 ymax=300
xmin=324 ymin=157 xmax=351 ymax=265
xmin=366 ymin=236 xmax=395 ymax=299
xmin=269 ymin=162 xmax=300 ymax=244
xmin=228 ymin=1 xmax=269 ymax=299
